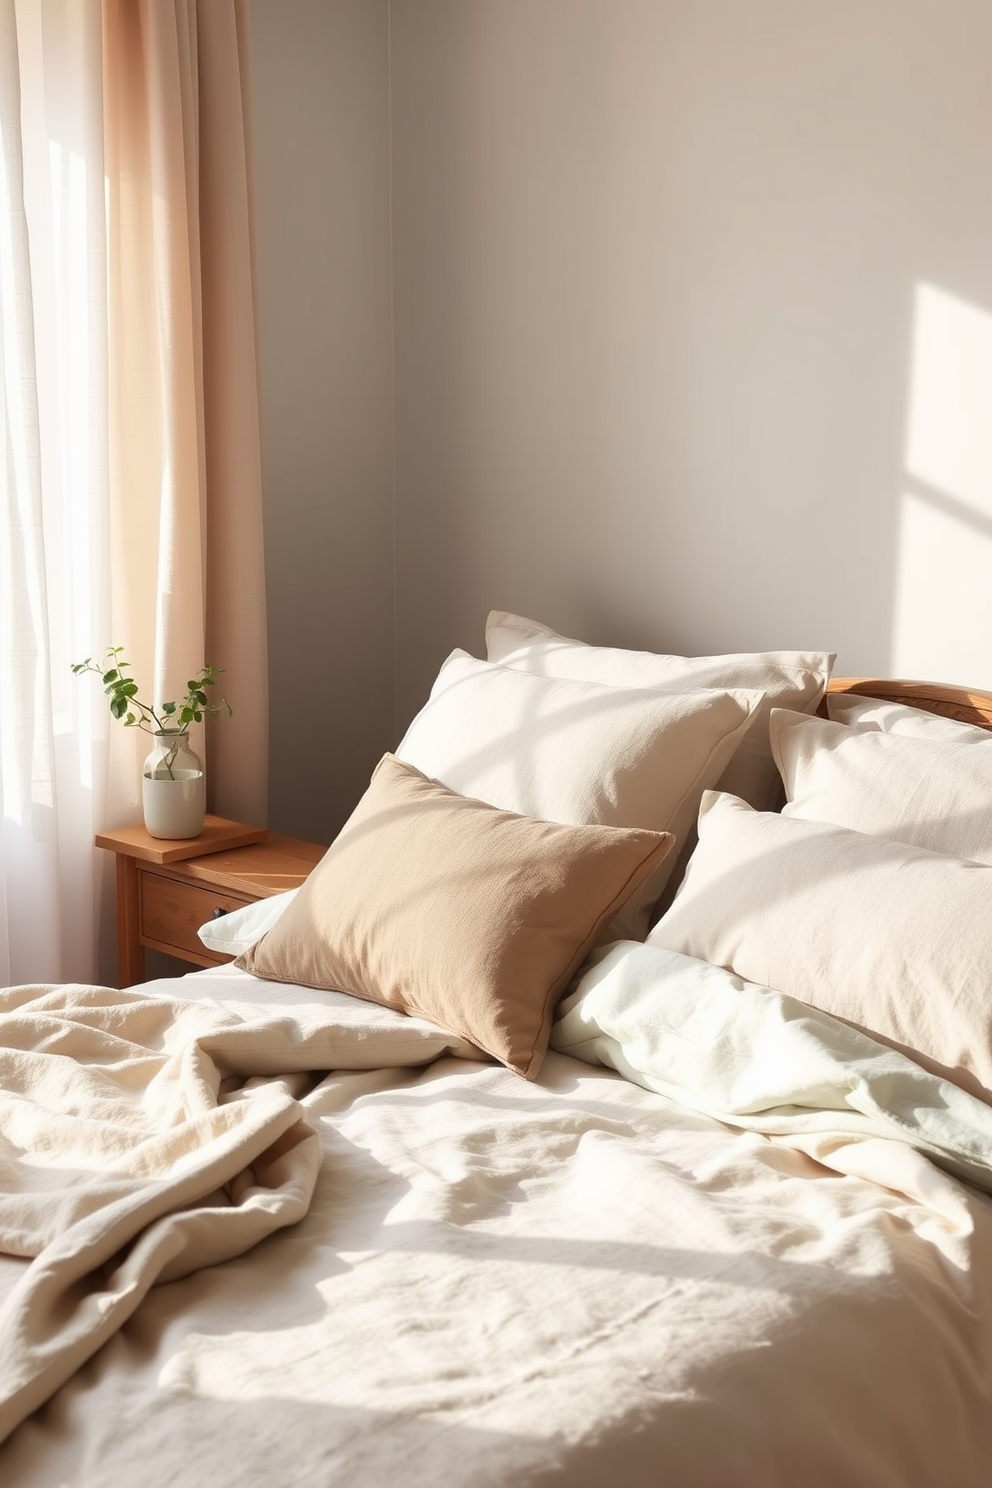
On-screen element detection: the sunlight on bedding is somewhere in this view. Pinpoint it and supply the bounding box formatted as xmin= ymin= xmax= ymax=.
xmin=895 ymin=283 xmax=992 ymax=686
xmin=151 ymin=1246 xmax=795 ymax=1421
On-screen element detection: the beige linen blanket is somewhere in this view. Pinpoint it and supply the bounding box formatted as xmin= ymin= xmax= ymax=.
xmin=0 ymin=982 xmax=471 ymax=1445
xmin=4 ymin=966 xmax=992 ymax=1486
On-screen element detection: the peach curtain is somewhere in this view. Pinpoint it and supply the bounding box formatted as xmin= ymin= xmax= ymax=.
xmin=0 ymin=0 xmax=266 ymax=986
xmin=103 ymin=0 xmax=268 ymax=823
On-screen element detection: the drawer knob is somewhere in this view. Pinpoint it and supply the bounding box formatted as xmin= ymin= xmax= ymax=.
xmin=211 ymin=907 xmax=229 ymax=919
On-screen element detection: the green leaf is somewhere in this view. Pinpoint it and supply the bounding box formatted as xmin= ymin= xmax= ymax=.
xmin=72 ymin=646 xmax=233 ymax=729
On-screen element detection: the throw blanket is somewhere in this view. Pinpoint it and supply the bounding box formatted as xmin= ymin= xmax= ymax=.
xmin=552 ymin=942 xmax=992 ymax=1195
xmin=0 ymin=983 xmax=472 ymax=1446
xmin=4 ymin=959 xmax=992 ymax=1453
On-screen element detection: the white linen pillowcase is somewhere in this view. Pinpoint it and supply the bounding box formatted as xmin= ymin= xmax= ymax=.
xmin=486 ymin=609 xmax=835 ymax=812
xmin=395 ymin=649 xmax=764 ymax=940
xmin=826 ymin=692 xmax=992 ymax=742
xmin=771 ymin=707 xmax=992 ymax=862
xmin=648 ymin=789 xmax=992 ymax=1107
xmin=198 ymin=888 xmax=300 ymax=956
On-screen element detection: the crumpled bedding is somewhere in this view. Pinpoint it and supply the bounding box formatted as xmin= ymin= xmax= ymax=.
xmin=1 ymin=962 xmax=992 ymax=1487
xmin=0 ymin=980 xmax=473 ymax=1444
xmin=552 ymin=941 xmax=992 ymax=1193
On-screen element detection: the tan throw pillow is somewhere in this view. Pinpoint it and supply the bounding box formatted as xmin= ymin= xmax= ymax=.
xmin=486 ymin=610 xmax=835 ymax=812
xmin=394 ymin=649 xmax=762 ymax=939
xmin=238 ymin=754 xmax=674 ymax=1079
xmin=771 ymin=707 xmax=992 ymax=862
xmin=647 ymin=790 xmax=992 ymax=1106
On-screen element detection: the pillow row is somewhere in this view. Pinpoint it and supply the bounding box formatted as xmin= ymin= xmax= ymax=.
xmin=225 ymin=636 xmax=992 ymax=1102
xmin=211 ymin=684 xmax=958 ymax=967
xmin=220 ymin=614 xmax=836 ymax=1082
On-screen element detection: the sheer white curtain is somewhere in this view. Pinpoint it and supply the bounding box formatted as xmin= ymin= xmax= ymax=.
xmin=0 ymin=0 xmax=267 ymax=988
xmin=1 ymin=0 xmax=112 ymax=986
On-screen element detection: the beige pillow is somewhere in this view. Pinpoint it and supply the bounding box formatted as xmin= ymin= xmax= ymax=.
xmin=771 ymin=707 xmax=992 ymax=862
xmin=395 ymin=649 xmax=762 ymax=938
xmin=238 ymin=754 xmax=674 ymax=1080
xmin=827 ymin=692 xmax=992 ymax=743
xmin=648 ymin=790 xmax=992 ymax=1105
xmin=486 ymin=610 xmax=835 ymax=812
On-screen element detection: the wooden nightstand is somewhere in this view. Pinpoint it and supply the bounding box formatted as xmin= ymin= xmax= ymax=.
xmin=96 ymin=816 xmax=326 ymax=987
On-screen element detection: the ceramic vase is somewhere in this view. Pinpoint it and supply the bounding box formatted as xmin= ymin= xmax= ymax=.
xmin=142 ymin=729 xmax=205 ymax=839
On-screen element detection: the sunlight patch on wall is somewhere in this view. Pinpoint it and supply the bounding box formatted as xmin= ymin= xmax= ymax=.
xmin=893 ymin=492 xmax=992 ymax=685
xmin=906 ymin=284 xmax=992 ymax=516
xmin=893 ymin=284 xmax=992 ymax=687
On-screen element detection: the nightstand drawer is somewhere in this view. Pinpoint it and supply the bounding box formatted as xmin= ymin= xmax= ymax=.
xmin=97 ymin=820 xmax=325 ymax=986
xmin=140 ymin=873 xmax=250 ymax=962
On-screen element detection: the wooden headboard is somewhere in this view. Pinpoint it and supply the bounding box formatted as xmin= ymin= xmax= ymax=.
xmin=827 ymin=677 xmax=992 ymax=733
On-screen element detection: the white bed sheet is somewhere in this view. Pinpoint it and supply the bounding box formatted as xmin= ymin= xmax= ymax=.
xmin=3 ymin=965 xmax=992 ymax=1488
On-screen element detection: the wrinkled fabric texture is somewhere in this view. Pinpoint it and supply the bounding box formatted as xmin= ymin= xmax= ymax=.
xmin=0 ymin=980 xmax=470 ymax=1442
xmin=1 ymin=967 xmax=992 ymax=1487
xmin=553 ymin=941 xmax=992 ymax=1192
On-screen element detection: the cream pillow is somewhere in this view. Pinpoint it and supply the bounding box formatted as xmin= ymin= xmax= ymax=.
xmin=198 ymin=889 xmax=299 ymax=956
xmin=395 ymin=649 xmax=763 ymax=938
xmin=827 ymin=692 xmax=992 ymax=743
xmin=238 ymin=754 xmax=674 ymax=1079
xmin=648 ymin=790 xmax=992 ymax=1105
xmin=771 ymin=707 xmax=992 ymax=862
xmin=486 ymin=610 xmax=835 ymax=812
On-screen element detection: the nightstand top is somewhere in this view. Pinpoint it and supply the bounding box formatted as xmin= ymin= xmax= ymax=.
xmin=95 ymin=815 xmax=268 ymax=864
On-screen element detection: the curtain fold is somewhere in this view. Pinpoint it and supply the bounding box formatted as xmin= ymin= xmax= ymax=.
xmin=0 ymin=0 xmax=267 ymax=987
xmin=197 ymin=0 xmax=268 ymax=822
xmin=104 ymin=0 xmax=208 ymax=791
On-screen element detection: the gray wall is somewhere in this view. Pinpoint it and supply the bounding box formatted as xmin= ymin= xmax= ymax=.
xmin=250 ymin=0 xmax=395 ymax=843
xmin=251 ymin=0 xmax=992 ymax=840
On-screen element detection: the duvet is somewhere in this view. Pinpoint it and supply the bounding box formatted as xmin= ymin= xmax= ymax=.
xmin=2 ymin=949 xmax=992 ymax=1488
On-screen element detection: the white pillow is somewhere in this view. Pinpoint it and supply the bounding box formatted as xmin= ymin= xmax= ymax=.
xmin=648 ymin=790 xmax=992 ymax=1106
xmin=198 ymin=888 xmax=300 ymax=956
xmin=486 ymin=610 xmax=834 ymax=812
xmin=395 ymin=649 xmax=764 ymax=939
xmin=826 ymin=692 xmax=992 ymax=743
xmin=771 ymin=707 xmax=992 ymax=862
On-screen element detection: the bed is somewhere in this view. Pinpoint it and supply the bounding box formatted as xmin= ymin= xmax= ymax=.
xmin=3 ymin=611 xmax=992 ymax=1487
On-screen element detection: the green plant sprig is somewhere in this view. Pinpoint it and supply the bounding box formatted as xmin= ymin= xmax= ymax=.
xmin=71 ymin=646 xmax=232 ymax=735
